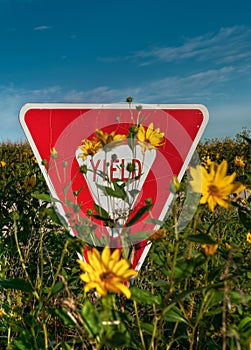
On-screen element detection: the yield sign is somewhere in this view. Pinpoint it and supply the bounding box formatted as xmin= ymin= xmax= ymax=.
xmin=19 ymin=103 xmax=209 ymax=270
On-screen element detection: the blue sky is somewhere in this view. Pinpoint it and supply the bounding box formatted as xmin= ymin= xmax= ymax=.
xmin=0 ymin=0 xmax=251 ymax=141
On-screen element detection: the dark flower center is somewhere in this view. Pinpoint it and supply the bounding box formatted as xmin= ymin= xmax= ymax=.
xmin=208 ymin=184 xmax=219 ymax=195
xmin=100 ymin=271 xmax=115 ymax=281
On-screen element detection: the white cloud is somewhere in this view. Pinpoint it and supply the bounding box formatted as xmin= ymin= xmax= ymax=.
xmin=133 ymin=26 xmax=251 ymax=67
xmin=136 ymin=67 xmax=234 ymax=103
xmin=0 ymin=84 xmax=141 ymax=141
xmin=0 ymin=64 xmax=250 ymax=143
xmin=62 ymin=86 xmax=140 ymax=103
xmin=61 ymin=66 xmax=238 ymax=106
xmin=0 ymin=85 xmax=61 ymax=141
xmin=33 ymin=25 xmax=52 ymax=31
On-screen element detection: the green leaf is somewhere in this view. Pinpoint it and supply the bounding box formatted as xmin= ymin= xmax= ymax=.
xmin=128 ymin=132 xmax=136 ymax=152
xmin=141 ymin=322 xmax=154 ymax=335
xmin=153 ymin=253 xmax=165 ymax=266
xmin=104 ymin=330 xmax=130 ymax=348
xmin=130 ymin=286 xmax=162 ymax=305
xmin=206 ymin=307 xmax=223 ymax=316
xmin=45 ymin=207 xmax=64 ymax=225
xmin=238 ymin=316 xmax=251 ymax=332
xmin=145 ymin=218 xmax=164 ymax=226
xmin=65 ymin=200 xmax=81 ymax=213
xmin=60 ymin=342 xmax=72 ymax=350
xmin=0 ymin=278 xmax=33 ymax=293
xmin=186 ymin=233 xmax=217 ymax=244
xmin=163 ymin=305 xmax=189 ymax=325
xmin=129 ymin=231 xmax=150 ymax=243
xmin=93 ymin=203 xmax=110 ymax=219
xmin=13 ymin=331 xmax=36 ymax=350
xmin=126 ymin=204 xmax=152 ymax=227
xmin=241 ymin=135 xmax=251 ymax=145
xmin=81 ymin=300 xmax=101 ymax=336
xmin=96 ymin=183 xmax=127 ymax=200
xmin=164 ymin=256 xmax=206 ymax=281
xmin=153 ymin=280 xmax=169 ymax=292
xmin=63 ymin=176 xmax=76 ymax=197
xmin=13 ymin=340 xmax=34 ymax=350
xmin=92 ymin=203 xmax=117 ymax=227
xmin=128 ymin=189 xmax=140 ymax=199
xmin=49 ymin=281 xmax=65 ymax=298
xmin=239 ymin=209 xmax=251 ymax=230
xmin=52 ymin=307 xmax=77 ymax=328
xmin=113 ymin=181 xmax=127 ymax=199
xmin=31 ymin=192 xmax=61 ymax=203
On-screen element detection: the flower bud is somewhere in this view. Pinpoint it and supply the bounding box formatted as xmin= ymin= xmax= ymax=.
xmin=126 ymin=96 xmax=133 ymax=103
xmin=79 ymin=165 xmax=88 ymax=174
xmin=126 ymin=162 xmax=136 ymax=173
xmin=50 ymin=147 xmax=58 ymax=159
xmin=145 ymin=198 xmax=152 ymax=205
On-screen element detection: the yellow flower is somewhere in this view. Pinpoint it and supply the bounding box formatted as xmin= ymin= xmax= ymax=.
xmin=150 ymin=228 xmax=167 ymax=240
xmin=50 ymin=147 xmax=58 ymax=159
xmin=169 ymin=175 xmax=181 ymax=193
xmin=247 ymin=232 xmax=251 ymax=243
xmin=225 ymin=243 xmax=232 ymax=249
xmin=234 ymin=155 xmax=245 ymax=168
xmin=201 ymin=243 xmax=218 ymax=256
xmin=0 ymin=308 xmax=6 ymax=317
xmin=78 ymin=139 xmax=102 ymax=160
xmin=137 ymin=123 xmax=165 ymax=154
xmin=95 ymin=129 xmax=126 ymax=147
xmin=77 ymin=246 xmax=137 ymax=298
xmin=0 ymin=160 xmax=6 ymax=167
xmin=190 ymin=160 xmax=245 ymax=212
xmin=202 ymin=155 xmax=213 ymax=168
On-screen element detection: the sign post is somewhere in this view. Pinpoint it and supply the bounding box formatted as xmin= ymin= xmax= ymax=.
xmin=19 ymin=103 xmax=209 ymax=270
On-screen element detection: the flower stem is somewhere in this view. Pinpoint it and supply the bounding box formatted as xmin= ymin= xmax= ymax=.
xmin=46 ymin=238 xmax=69 ymax=301
xmin=133 ymin=300 xmax=146 ymax=350
xmin=13 ymin=216 xmax=39 ymax=300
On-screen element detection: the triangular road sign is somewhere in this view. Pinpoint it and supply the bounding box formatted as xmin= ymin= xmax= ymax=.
xmin=19 ymin=103 xmax=209 ymax=270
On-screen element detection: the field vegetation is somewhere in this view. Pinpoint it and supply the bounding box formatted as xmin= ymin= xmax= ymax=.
xmin=0 ymin=129 xmax=250 ymax=350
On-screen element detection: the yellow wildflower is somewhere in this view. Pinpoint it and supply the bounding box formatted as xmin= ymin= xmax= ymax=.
xmin=169 ymin=175 xmax=181 ymax=193
xmin=0 ymin=160 xmax=6 ymax=167
xmin=95 ymin=129 xmax=126 ymax=147
xmin=247 ymin=232 xmax=251 ymax=243
xmin=202 ymin=155 xmax=213 ymax=168
xmin=78 ymin=139 xmax=102 ymax=160
xmin=190 ymin=160 xmax=245 ymax=212
xmin=150 ymin=227 xmax=167 ymax=240
xmin=225 ymin=243 xmax=232 ymax=249
xmin=137 ymin=123 xmax=165 ymax=154
xmin=201 ymin=243 xmax=218 ymax=256
xmin=234 ymin=155 xmax=245 ymax=168
xmin=0 ymin=308 xmax=6 ymax=317
xmin=50 ymin=147 xmax=58 ymax=159
xmin=77 ymin=246 xmax=137 ymax=298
